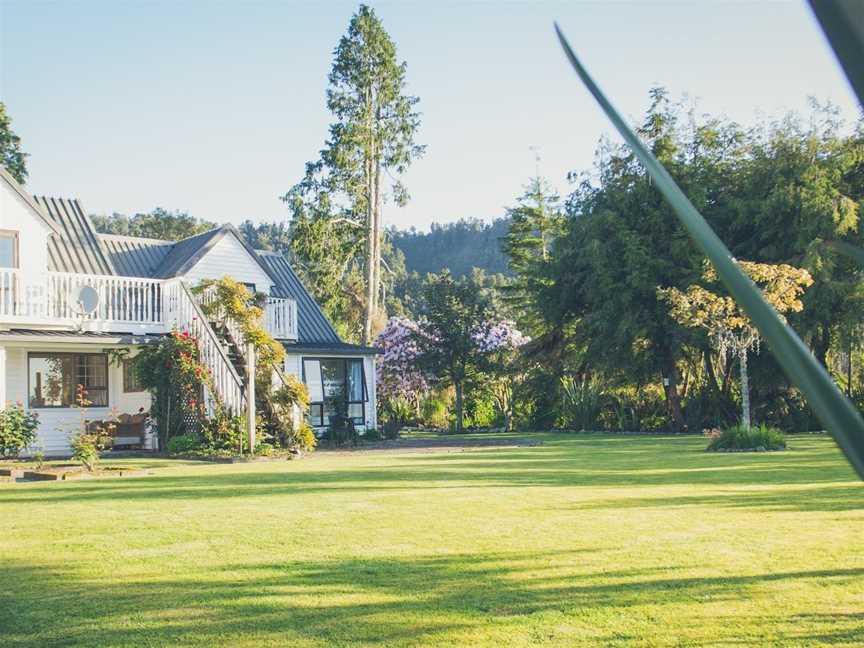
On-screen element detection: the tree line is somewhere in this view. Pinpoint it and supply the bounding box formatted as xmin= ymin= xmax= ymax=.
xmin=3 ymin=5 xmax=861 ymax=435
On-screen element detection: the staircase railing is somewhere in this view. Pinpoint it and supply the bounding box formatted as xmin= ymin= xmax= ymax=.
xmin=196 ymin=287 xmax=297 ymax=396
xmin=162 ymin=280 xmax=246 ymax=416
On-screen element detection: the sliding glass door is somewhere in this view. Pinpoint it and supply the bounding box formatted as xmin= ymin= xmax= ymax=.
xmin=302 ymin=358 xmax=367 ymax=427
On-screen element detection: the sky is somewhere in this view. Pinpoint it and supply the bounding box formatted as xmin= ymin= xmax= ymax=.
xmin=0 ymin=1 xmax=859 ymax=232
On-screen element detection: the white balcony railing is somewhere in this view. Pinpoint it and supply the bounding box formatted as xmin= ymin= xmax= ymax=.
xmin=0 ymin=269 xmax=167 ymax=328
xmin=0 ymin=269 xmax=298 ymax=340
xmin=263 ymin=297 xmax=298 ymax=340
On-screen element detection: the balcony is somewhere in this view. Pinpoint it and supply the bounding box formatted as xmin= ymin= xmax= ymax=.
xmin=0 ymin=269 xmax=298 ymax=340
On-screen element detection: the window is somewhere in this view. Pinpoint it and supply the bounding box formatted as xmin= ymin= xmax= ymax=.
xmin=302 ymin=358 xmax=367 ymax=427
xmin=122 ymin=357 xmax=144 ymax=393
xmin=28 ymin=353 xmax=109 ymax=408
xmin=0 ymin=231 xmax=18 ymax=268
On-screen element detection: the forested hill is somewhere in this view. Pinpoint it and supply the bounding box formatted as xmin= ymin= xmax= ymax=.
xmin=389 ymin=217 xmax=511 ymax=277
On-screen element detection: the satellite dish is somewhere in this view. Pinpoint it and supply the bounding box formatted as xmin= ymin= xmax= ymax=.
xmin=75 ymin=286 xmax=100 ymax=315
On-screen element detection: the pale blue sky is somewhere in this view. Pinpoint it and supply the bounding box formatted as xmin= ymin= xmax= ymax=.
xmin=0 ymin=1 xmax=858 ymax=231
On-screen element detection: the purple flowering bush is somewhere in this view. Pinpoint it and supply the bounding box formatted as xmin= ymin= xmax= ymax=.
xmin=375 ymin=316 xmax=529 ymax=430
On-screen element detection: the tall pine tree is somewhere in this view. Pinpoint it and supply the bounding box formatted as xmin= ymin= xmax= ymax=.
xmin=285 ymin=5 xmax=424 ymax=343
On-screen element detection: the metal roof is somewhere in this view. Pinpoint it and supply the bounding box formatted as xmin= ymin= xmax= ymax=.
xmin=257 ymin=251 xmax=341 ymax=344
xmin=0 ymin=329 xmax=164 ymax=344
xmin=151 ymin=227 xmax=225 ymax=278
xmin=0 ymin=167 xmax=62 ymax=235
xmin=282 ymin=341 xmax=381 ymax=355
xmin=35 ymin=196 xmax=116 ymax=276
xmin=14 ymin=191 xmax=347 ymax=347
xmin=99 ymin=234 xmax=174 ymax=278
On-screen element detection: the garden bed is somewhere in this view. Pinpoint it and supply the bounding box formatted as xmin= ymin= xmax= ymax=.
xmin=0 ymin=465 xmax=149 ymax=482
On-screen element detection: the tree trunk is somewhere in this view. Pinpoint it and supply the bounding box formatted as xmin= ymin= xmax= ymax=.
xmin=362 ymin=156 xmax=375 ymax=345
xmin=371 ymin=159 xmax=383 ymax=333
xmin=814 ymin=322 xmax=831 ymax=367
xmin=454 ymin=380 xmax=464 ymax=434
xmin=662 ymin=355 xmax=686 ymax=432
xmin=739 ymin=347 xmax=751 ymax=429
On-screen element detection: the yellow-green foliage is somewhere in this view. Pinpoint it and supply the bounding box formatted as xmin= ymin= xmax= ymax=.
xmin=194 ymin=277 xmax=285 ymax=371
xmin=271 ymin=374 xmax=311 ymax=413
xmin=658 ymin=259 xmax=814 ymax=337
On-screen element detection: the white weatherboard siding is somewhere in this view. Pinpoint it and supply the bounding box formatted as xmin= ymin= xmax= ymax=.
xmin=0 ymin=178 xmax=51 ymax=282
xmin=182 ymin=235 xmax=274 ymax=294
xmin=4 ymin=345 xmax=151 ymax=456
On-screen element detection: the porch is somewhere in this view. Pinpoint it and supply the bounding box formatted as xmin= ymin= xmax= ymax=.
xmin=0 ymin=269 xmax=298 ymax=340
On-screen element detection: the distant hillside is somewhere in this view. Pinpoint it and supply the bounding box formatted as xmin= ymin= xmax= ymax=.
xmin=390 ymin=217 xmax=511 ymax=277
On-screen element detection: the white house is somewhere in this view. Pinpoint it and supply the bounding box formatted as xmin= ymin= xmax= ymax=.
xmin=0 ymin=167 xmax=378 ymax=456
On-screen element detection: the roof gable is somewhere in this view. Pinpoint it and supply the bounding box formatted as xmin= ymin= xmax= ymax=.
xmin=0 ymin=166 xmax=61 ymax=235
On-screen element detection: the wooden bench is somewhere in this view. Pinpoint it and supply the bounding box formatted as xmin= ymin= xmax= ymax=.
xmin=87 ymin=412 xmax=150 ymax=450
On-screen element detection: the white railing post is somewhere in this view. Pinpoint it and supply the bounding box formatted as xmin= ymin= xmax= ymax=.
xmin=246 ymin=341 xmax=256 ymax=453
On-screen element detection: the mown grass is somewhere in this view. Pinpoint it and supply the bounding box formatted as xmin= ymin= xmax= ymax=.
xmin=1 ymin=433 xmax=863 ymax=647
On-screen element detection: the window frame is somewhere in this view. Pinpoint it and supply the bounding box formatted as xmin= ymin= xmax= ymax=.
xmin=27 ymin=352 xmax=110 ymax=409
xmin=0 ymin=230 xmax=19 ymax=268
xmin=301 ymin=357 xmax=368 ymax=427
xmin=122 ymin=357 xmax=145 ymax=393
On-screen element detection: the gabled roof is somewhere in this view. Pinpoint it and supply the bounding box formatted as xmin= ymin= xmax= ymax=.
xmin=150 ymin=226 xmax=225 ymax=278
xmin=150 ymin=224 xmax=281 ymax=282
xmin=9 ymin=185 xmax=348 ymax=346
xmin=99 ymin=233 xmax=174 ymax=277
xmin=95 ymin=225 xmax=345 ymax=345
xmin=257 ymin=250 xmax=341 ymax=344
xmin=0 ymin=166 xmax=61 ymax=235
xmin=35 ymin=196 xmax=116 ymax=276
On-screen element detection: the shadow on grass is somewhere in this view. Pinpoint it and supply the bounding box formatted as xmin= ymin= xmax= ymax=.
xmin=2 ymin=552 xmax=862 ymax=647
xmin=1 ymin=436 xmax=859 ymax=512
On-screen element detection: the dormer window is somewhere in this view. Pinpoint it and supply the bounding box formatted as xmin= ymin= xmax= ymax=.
xmin=0 ymin=230 xmax=18 ymax=268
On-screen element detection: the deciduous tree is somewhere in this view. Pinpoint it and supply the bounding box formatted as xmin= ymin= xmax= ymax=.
xmin=659 ymin=260 xmax=813 ymax=427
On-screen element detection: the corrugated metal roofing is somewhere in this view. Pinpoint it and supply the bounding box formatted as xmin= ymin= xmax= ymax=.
xmin=15 ymin=192 xmax=349 ymax=348
xmin=35 ymin=196 xmax=116 ymax=276
xmin=257 ymin=251 xmax=341 ymax=344
xmin=99 ymin=234 xmax=174 ymax=278
xmin=0 ymin=329 xmax=164 ymax=344
xmin=283 ymin=341 xmax=381 ymax=354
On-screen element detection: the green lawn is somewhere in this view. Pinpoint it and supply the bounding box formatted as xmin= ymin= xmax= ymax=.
xmin=2 ymin=433 xmax=863 ymax=647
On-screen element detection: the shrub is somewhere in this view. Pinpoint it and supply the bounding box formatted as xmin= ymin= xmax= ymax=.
xmin=0 ymin=403 xmax=40 ymax=458
xmin=293 ymin=421 xmax=317 ymax=452
xmin=68 ymin=386 xmax=113 ymax=471
xmin=201 ymin=409 xmax=246 ymax=452
xmin=254 ymin=441 xmax=275 ymax=456
xmin=70 ymin=425 xmax=113 ymax=471
xmin=558 ymin=375 xmax=609 ymax=431
xmin=381 ymin=395 xmax=414 ymax=428
xmin=166 ymin=434 xmax=201 ymax=454
xmin=362 ymin=427 xmax=382 ymax=441
xmin=706 ymin=424 xmax=786 ymax=452
xmin=382 ymin=418 xmax=401 ymax=439
xmin=462 ymin=384 xmax=498 ymax=428
xmin=267 ymin=375 xmax=313 ymax=450
xmin=420 ymin=390 xmax=451 ymax=428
